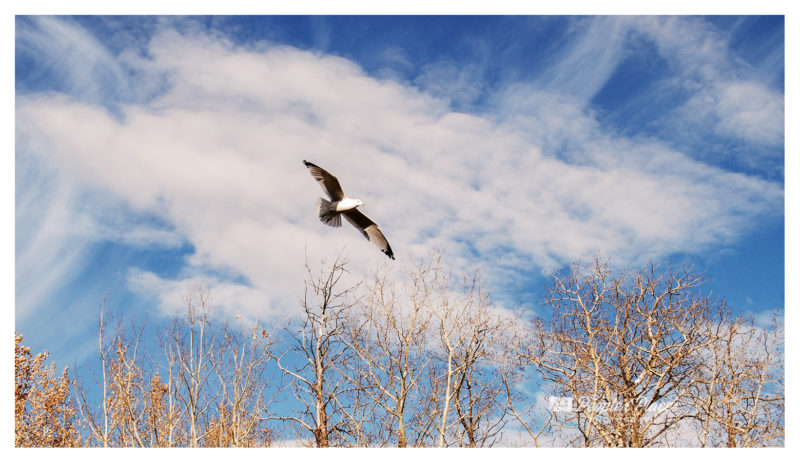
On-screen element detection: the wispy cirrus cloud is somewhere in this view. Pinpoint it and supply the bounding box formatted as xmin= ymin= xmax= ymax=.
xmin=523 ymin=16 xmax=783 ymax=179
xmin=538 ymin=16 xmax=632 ymax=102
xmin=414 ymin=59 xmax=485 ymax=110
xmin=15 ymin=16 xmax=134 ymax=104
xmin=15 ymin=164 xmax=90 ymax=322
xmin=628 ymin=16 xmax=784 ymax=148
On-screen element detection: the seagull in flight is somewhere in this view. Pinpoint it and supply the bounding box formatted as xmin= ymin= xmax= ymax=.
xmin=303 ymin=160 xmax=395 ymax=260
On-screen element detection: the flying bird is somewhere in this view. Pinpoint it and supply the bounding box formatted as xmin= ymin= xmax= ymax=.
xmin=303 ymin=160 xmax=395 ymax=260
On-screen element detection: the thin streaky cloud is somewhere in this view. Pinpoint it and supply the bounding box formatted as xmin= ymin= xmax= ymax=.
xmin=539 ymin=16 xmax=632 ymax=102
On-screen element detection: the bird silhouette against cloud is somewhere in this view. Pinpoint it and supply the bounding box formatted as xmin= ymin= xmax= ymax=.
xmin=303 ymin=160 xmax=395 ymax=260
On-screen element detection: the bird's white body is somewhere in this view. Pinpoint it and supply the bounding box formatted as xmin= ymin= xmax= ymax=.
xmin=335 ymin=197 xmax=364 ymax=212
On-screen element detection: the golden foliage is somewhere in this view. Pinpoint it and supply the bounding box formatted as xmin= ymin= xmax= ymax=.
xmin=145 ymin=372 xmax=171 ymax=447
xmin=15 ymin=332 xmax=82 ymax=447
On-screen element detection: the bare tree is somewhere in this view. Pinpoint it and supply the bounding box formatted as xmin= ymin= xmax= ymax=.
xmin=74 ymin=296 xmax=114 ymax=446
xmin=344 ymin=258 xmax=437 ymax=447
xmin=104 ymin=335 xmax=148 ymax=446
xmin=498 ymin=356 xmax=552 ymax=447
xmin=336 ymin=253 xmax=528 ymax=448
xmin=271 ymin=253 xmax=359 ymax=447
xmin=432 ymin=267 xmax=518 ymax=447
xmin=530 ymin=256 xmax=721 ymax=447
xmin=692 ymin=311 xmax=784 ymax=447
xmin=74 ymin=287 xmax=278 ymax=447
xmin=523 ymin=256 xmax=785 ymax=447
xmin=74 ymin=297 xmax=160 ymax=447
xmin=205 ymin=319 xmax=276 ymax=447
xmin=161 ymin=284 xmax=222 ymax=447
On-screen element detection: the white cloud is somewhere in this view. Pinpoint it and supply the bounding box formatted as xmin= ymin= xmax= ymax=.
xmin=414 ymin=60 xmax=484 ymax=109
xmin=539 ymin=16 xmax=631 ymax=102
xmin=627 ymin=16 xmax=784 ymax=147
xmin=15 ymin=22 xmax=783 ymax=320
xmin=525 ymin=16 xmax=784 ymax=152
xmin=126 ymin=269 xmax=276 ymax=320
xmin=14 ymin=173 xmax=90 ymax=321
xmin=15 ymin=16 xmax=134 ymax=103
xmin=370 ymin=46 xmax=415 ymax=83
xmin=714 ymin=81 xmax=784 ymax=144
xmin=629 ymin=16 xmax=732 ymax=83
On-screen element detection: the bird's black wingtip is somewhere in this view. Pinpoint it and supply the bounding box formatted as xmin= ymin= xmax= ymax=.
xmin=303 ymin=160 xmax=317 ymax=168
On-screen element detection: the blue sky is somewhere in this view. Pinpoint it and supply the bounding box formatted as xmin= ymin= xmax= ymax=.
xmin=13 ymin=15 xmax=786 ymax=367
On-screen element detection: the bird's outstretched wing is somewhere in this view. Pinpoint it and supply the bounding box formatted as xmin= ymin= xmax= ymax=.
xmin=343 ymin=209 xmax=395 ymax=260
xmin=303 ymin=160 xmax=345 ymax=201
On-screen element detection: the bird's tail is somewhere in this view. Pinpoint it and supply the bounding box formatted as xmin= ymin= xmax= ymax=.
xmin=316 ymin=197 xmax=342 ymax=227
